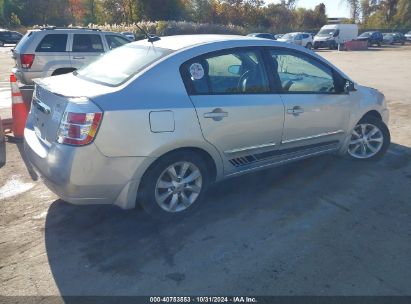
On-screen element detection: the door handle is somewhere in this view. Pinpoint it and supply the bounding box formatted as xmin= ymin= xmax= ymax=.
xmin=204 ymin=108 xmax=228 ymax=121
xmin=287 ymin=106 xmax=304 ymax=116
xmin=73 ymin=56 xmax=85 ymax=59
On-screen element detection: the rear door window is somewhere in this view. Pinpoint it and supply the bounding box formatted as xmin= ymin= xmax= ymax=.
xmin=36 ymin=34 xmax=68 ymax=52
xmin=72 ymin=34 xmax=104 ymax=52
xmin=181 ymin=49 xmax=270 ymax=95
xmin=105 ymin=35 xmax=130 ymax=50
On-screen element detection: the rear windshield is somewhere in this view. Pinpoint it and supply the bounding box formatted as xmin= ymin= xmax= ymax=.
xmin=281 ymin=33 xmax=297 ymax=39
xmin=14 ymin=31 xmax=35 ymax=52
xmin=359 ymin=32 xmax=372 ymax=38
xmin=75 ymin=44 xmax=173 ymax=86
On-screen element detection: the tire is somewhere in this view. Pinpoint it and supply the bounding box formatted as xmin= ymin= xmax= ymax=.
xmin=346 ymin=116 xmax=390 ymax=161
xmin=138 ymin=151 xmax=210 ymax=219
xmin=0 ymin=41 xmax=4 ymax=47
xmin=306 ymin=43 xmax=312 ymax=50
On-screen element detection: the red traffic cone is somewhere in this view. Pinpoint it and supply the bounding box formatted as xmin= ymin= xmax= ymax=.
xmin=10 ymin=74 xmax=28 ymax=139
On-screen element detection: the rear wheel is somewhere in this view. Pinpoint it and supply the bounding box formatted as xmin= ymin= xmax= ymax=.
xmin=138 ymin=151 xmax=210 ymax=219
xmin=0 ymin=41 xmax=4 ymax=47
xmin=347 ymin=116 xmax=390 ymax=161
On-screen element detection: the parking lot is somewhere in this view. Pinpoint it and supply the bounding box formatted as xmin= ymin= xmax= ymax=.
xmin=1 ymin=44 xmax=411 ymax=296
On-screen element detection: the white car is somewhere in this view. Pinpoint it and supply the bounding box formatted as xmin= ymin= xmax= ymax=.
xmin=278 ymin=32 xmax=313 ymax=49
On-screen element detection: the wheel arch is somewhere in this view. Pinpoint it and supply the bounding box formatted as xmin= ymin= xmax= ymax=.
xmin=113 ymin=144 xmax=222 ymax=210
xmin=361 ymin=110 xmax=382 ymax=121
xmin=142 ymin=146 xmax=219 ymax=184
xmin=51 ymin=67 xmax=77 ymax=76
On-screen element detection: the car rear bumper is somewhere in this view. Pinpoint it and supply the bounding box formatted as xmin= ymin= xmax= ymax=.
xmin=12 ymin=67 xmax=42 ymax=85
xmin=24 ymin=124 xmax=147 ymax=209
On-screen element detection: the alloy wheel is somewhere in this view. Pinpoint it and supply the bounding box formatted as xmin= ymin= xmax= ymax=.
xmin=348 ymin=123 xmax=384 ymax=159
xmin=154 ymin=161 xmax=203 ymax=213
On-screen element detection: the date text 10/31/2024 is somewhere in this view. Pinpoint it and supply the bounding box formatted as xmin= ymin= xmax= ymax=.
xmin=149 ymin=297 xmax=258 ymax=303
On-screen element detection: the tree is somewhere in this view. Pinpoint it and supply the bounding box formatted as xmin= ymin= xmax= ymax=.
xmin=314 ymin=3 xmax=327 ymax=25
xmin=294 ymin=3 xmax=327 ymax=30
xmin=0 ymin=0 xmax=5 ymax=26
xmin=69 ymin=0 xmax=85 ymax=25
xmin=138 ymin=0 xmax=189 ymax=21
xmin=280 ymin=0 xmax=298 ymax=9
xmin=343 ymin=0 xmax=361 ymax=21
xmin=393 ymin=0 xmax=411 ymax=28
xmin=361 ymin=0 xmax=372 ymax=22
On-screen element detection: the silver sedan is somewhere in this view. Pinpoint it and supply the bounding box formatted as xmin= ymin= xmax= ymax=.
xmin=24 ymin=35 xmax=390 ymax=218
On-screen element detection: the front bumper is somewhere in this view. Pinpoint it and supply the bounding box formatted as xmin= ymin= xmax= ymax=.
xmin=24 ymin=124 xmax=146 ymax=209
xmin=313 ymin=40 xmax=335 ymax=48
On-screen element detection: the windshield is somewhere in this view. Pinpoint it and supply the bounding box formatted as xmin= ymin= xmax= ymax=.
xmin=317 ymin=29 xmax=336 ymax=37
xmin=75 ymin=44 xmax=173 ymax=86
xmin=359 ymin=32 xmax=372 ymax=38
xmin=281 ymin=33 xmax=297 ymax=40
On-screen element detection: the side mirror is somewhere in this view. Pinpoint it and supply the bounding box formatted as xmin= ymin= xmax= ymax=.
xmin=228 ymin=65 xmax=241 ymax=75
xmin=345 ymin=80 xmax=356 ymax=93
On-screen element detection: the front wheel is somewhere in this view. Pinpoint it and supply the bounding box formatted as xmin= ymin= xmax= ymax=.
xmin=347 ymin=117 xmax=390 ymax=161
xmin=138 ymin=151 xmax=210 ymax=219
xmin=306 ymin=43 xmax=312 ymax=50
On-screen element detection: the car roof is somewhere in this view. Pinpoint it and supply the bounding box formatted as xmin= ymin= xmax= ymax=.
xmin=132 ymin=34 xmax=269 ymax=51
xmin=248 ymin=33 xmax=273 ymax=35
xmin=28 ymin=28 xmax=123 ymax=35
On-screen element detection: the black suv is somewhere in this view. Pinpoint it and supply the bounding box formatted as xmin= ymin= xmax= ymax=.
xmin=0 ymin=29 xmax=23 ymax=46
xmin=356 ymin=31 xmax=383 ymax=46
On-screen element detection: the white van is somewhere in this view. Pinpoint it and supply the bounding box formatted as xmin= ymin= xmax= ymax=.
xmin=313 ymin=24 xmax=358 ymax=49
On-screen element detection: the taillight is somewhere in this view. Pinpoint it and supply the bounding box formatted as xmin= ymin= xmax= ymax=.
xmin=57 ymin=111 xmax=103 ymax=146
xmin=20 ymin=54 xmax=35 ymax=69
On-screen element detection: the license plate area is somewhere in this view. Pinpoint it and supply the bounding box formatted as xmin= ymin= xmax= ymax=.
xmin=33 ymin=106 xmax=47 ymax=141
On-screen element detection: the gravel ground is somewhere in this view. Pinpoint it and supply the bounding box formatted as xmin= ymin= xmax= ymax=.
xmin=0 ymin=45 xmax=411 ymax=297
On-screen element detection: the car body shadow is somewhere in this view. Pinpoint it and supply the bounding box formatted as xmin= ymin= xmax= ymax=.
xmin=44 ymin=143 xmax=411 ymax=296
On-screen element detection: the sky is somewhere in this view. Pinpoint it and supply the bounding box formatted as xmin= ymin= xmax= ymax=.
xmin=265 ymin=0 xmax=351 ymax=18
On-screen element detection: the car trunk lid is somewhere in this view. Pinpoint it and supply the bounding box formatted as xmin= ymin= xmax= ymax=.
xmin=31 ymin=83 xmax=69 ymax=146
xmin=31 ymin=75 xmax=115 ymax=146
